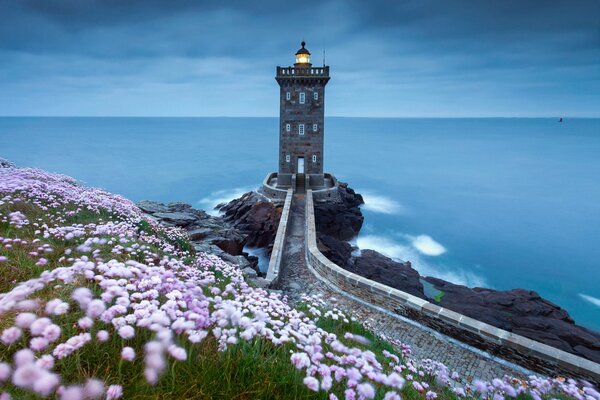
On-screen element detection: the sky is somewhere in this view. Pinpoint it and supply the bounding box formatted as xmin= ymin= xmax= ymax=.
xmin=0 ymin=0 xmax=598 ymax=117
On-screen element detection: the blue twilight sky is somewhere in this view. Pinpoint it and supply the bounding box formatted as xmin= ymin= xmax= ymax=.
xmin=0 ymin=0 xmax=598 ymax=117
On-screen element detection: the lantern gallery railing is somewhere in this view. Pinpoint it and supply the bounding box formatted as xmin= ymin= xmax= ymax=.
xmin=276 ymin=66 xmax=330 ymax=77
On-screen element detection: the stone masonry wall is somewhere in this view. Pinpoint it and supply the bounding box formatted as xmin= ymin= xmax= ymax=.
xmin=278 ymin=78 xmax=326 ymax=175
xmin=304 ymin=190 xmax=600 ymax=385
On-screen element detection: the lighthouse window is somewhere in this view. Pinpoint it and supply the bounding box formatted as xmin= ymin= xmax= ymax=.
xmin=299 ymin=124 xmax=305 ymax=135
xmin=314 ymin=92 xmax=318 ymax=100
xmin=285 ymin=123 xmax=291 ymax=132
xmin=312 ymin=155 xmax=317 ymax=163
xmin=299 ymin=92 xmax=305 ymax=104
xmin=285 ymin=155 xmax=290 ymax=162
xmin=312 ymin=124 xmax=318 ymax=132
xmin=286 ymin=92 xmax=291 ymax=100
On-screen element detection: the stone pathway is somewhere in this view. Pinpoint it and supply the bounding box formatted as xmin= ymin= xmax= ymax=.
xmin=276 ymin=194 xmax=533 ymax=383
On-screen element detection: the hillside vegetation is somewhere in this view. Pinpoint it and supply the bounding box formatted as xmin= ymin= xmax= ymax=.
xmin=0 ymin=165 xmax=597 ymax=399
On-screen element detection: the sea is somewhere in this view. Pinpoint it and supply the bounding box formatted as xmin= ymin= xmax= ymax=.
xmin=1 ymin=117 xmax=599 ymax=332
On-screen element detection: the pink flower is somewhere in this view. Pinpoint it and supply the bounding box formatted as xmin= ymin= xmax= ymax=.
xmin=168 ymin=345 xmax=187 ymax=361
xmin=77 ymin=317 xmax=94 ymax=330
xmin=61 ymin=385 xmax=84 ymax=400
xmin=118 ymin=325 xmax=135 ymax=339
xmin=12 ymin=364 xmax=41 ymax=389
xmin=84 ymin=379 xmax=105 ymax=399
xmin=72 ymin=287 xmax=93 ymax=307
xmin=0 ymin=256 xmax=7 ymax=262
xmin=96 ymin=330 xmax=109 ymax=342
xmin=357 ymin=383 xmax=375 ymax=399
xmin=121 ymin=347 xmax=135 ymax=362
xmin=30 ymin=317 xmax=51 ymax=336
xmin=0 ymin=363 xmax=11 ymax=382
xmin=36 ymin=355 xmax=55 ymax=370
xmin=13 ymin=349 xmax=35 ymax=367
xmin=290 ymin=352 xmax=311 ymax=369
xmin=86 ymin=299 xmax=106 ymax=319
xmin=345 ymin=388 xmax=356 ymax=400
xmin=303 ymin=376 xmax=320 ymax=392
xmin=387 ymin=372 xmax=405 ymax=389
xmin=426 ymin=391 xmax=438 ymax=400
xmin=42 ymin=324 xmax=62 ymax=342
xmin=106 ymin=384 xmax=123 ymax=399
xmin=1 ymin=326 xmax=22 ymax=345
xmin=30 ymin=337 xmax=50 ymax=352
xmin=36 ymin=258 xmax=48 ymax=266
xmin=32 ymin=371 xmax=60 ymax=396
xmin=14 ymin=313 xmax=37 ymax=329
xmin=383 ymin=392 xmax=401 ymax=400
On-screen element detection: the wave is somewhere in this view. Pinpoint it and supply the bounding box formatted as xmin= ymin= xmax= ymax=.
xmin=197 ymin=187 xmax=252 ymax=216
xmin=579 ymin=293 xmax=600 ymax=308
xmin=356 ymin=234 xmax=486 ymax=288
xmin=409 ymin=234 xmax=446 ymax=256
xmin=360 ymin=191 xmax=406 ymax=215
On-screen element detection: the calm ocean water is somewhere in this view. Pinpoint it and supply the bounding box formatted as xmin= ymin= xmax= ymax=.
xmin=1 ymin=117 xmax=599 ymax=331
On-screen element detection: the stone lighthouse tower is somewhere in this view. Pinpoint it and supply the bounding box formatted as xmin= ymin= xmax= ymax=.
xmin=275 ymin=41 xmax=330 ymax=190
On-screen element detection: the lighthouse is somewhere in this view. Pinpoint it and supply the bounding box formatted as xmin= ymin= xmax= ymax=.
xmin=274 ymin=41 xmax=330 ymax=191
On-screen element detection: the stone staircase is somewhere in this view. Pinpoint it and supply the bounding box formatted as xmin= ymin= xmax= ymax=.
xmin=295 ymin=173 xmax=306 ymax=194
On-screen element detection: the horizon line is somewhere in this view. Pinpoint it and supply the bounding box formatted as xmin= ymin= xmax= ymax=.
xmin=1 ymin=115 xmax=598 ymax=119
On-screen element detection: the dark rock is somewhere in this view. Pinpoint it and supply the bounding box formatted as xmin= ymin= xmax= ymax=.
xmin=314 ymin=203 xmax=361 ymax=240
xmin=138 ymin=200 xmax=169 ymax=214
xmin=242 ymin=267 xmax=258 ymax=278
xmin=423 ymin=276 xmax=600 ymax=363
xmin=348 ymin=250 xmax=425 ymax=298
xmin=0 ymin=158 xmax=16 ymax=168
xmin=167 ymin=202 xmax=193 ymax=212
xmin=220 ymin=191 xmax=281 ymax=249
xmin=317 ymin=234 xmax=354 ymax=267
xmin=187 ymin=228 xmax=213 ymax=241
xmin=152 ymin=212 xmax=198 ymax=227
xmin=211 ymin=228 xmax=247 ymax=256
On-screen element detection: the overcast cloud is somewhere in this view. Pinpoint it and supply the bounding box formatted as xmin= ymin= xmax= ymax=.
xmin=0 ymin=0 xmax=598 ymax=117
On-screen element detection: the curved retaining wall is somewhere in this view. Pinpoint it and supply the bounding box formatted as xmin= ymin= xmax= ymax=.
xmin=260 ymin=173 xmax=288 ymax=200
xmin=265 ymin=189 xmax=293 ymax=284
xmin=305 ymin=190 xmax=600 ymax=384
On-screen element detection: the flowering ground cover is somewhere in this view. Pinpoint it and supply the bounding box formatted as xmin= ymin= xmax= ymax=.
xmin=0 ymin=165 xmax=598 ymax=399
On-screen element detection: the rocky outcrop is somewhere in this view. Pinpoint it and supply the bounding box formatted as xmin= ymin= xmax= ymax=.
xmin=219 ymin=191 xmax=282 ymax=249
xmin=350 ymin=250 xmax=424 ymax=298
xmin=138 ymin=200 xmax=254 ymax=270
xmin=423 ymin=277 xmax=600 ymax=363
xmin=0 ymin=158 xmax=16 ymax=168
xmin=314 ymin=183 xmax=364 ymax=241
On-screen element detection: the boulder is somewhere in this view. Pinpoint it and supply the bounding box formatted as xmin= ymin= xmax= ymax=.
xmin=314 ymin=185 xmax=364 ymax=241
xmin=348 ymin=250 xmax=424 ymax=298
xmin=137 ymin=200 xmax=169 ymax=214
xmin=152 ymin=212 xmax=198 ymax=227
xmin=211 ymin=228 xmax=247 ymax=256
xmin=317 ymin=234 xmax=354 ymax=267
xmin=242 ymin=267 xmax=258 ymax=278
xmin=220 ymin=191 xmax=281 ymax=249
xmin=187 ymin=227 xmax=214 ymax=241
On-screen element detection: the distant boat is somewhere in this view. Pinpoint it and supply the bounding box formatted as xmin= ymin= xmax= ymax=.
xmin=559 ymin=117 xmax=563 ymax=122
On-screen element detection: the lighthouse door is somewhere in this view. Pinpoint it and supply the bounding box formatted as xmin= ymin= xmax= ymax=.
xmin=297 ymin=157 xmax=305 ymax=174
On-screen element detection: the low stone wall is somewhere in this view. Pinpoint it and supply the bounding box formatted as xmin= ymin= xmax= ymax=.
xmin=260 ymin=172 xmax=288 ymax=200
xmin=265 ymin=189 xmax=293 ymax=284
xmin=305 ymin=190 xmax=600 ymax=384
